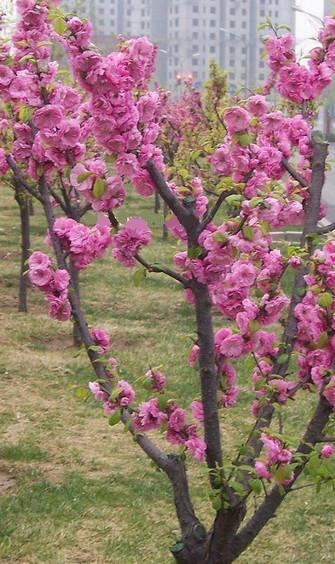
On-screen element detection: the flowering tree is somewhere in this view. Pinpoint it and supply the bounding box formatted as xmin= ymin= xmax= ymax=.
xmin=1 ymin=2 xmax=335 ymax=563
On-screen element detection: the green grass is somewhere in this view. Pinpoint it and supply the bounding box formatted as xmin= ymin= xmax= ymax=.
xmin=0 ymin=185 xmax=334 ymax=563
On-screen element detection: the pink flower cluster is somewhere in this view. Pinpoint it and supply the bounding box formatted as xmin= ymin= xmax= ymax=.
xmin=264 ymin=31 xmax=334 ymax=104
xmin=134 ymin=401 xmax=206 ymax=462
xmin=112 ymin=217 xmax=152 ymax=267
xmin=70 ymin=160 xmax=125 ymax=212
xmin=255 ymin=433 xmax=293 ymax=484
xmin=89 ymin=379 xmax=136 ymax=416
xmin=52 ymin=215 xmax=112 ymax=270
xmin=28 ymin=251 xmax=71 ymax=321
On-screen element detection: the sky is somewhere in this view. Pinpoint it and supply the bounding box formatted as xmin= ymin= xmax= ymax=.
xmin=295 ymin=0 xmax=325 ymax=53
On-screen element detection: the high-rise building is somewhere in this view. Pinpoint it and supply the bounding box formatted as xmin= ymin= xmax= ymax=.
xmin=61 ymin=0 xmax=295 ymax=92
xmin=0 ymin=0 xmax=17 ymax=38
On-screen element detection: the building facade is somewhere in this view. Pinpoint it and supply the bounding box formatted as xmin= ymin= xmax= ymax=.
xmin=61 ymin=0 xmax=295 ymax=92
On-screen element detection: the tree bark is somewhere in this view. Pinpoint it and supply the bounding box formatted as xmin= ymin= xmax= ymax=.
xmin=14 ymin=182 xmax=30 ymax=313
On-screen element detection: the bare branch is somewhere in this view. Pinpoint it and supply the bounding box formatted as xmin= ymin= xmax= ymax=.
xmin=200 ymin=190 xmax=235 ymax=231
xmin=281 ymin=157 xmax=310 ymax=188
xmin=146 ymin=160 xmax=199 ymax=233
xmin=135 ymin=253 xmax=189 ymax=287
xmin=317 ymin=221 xmax=335 ymax=235
xmin=6 ymin=155 xmax=43 ymax=203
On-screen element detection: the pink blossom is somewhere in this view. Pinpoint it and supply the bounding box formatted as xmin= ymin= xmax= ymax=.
xmin=134 ymin=398 xmax=167 ymax=431
xmin=320 ymin=444 xmax=334 ymax=458
xmin=33 ymin=105 xmax=64 ymax=130
xmin=53 ymin=269 xmax=70 ymax=292
xmin=190 ymin=400 xmax=204 ymax=422
xmin=117 ymin=380 xmax=135 ymax=407
xmin=224 ymin=106 xmax=250 ymax=133
xmin=29 ymin=266 xmax=53 ymax=288
xmin=255 ymin=461 xmax=272 ymax=480
xmin=145 ymin=369 xmax=166 ymax=393
xmin=112 ymin=217 xmax=152 ymax=267
xmin=28 ymin=251 xmax=51 ymax=270
xmin=185 ymin=436 xmax=206 ymax=462
xmin=90 ymin=327 xmax=110 ymax=353
xmin=89 ymin=381 xmax=107 ymax=401
xmin=219 ymin=334 xmax=245 ymax=358
xmin=323 ymin=376 xmax=335 ymax=409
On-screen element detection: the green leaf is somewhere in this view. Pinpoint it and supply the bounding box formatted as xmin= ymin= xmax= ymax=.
xmin=229 ymin=480 xmax=245 ymax=496
xmin=108 ymin=410 xmax=121 ymax=426
xmin=188 ymin=245 xmax=203 ymax=259
xmin=133 ymin=266 xmax=147 ymax=287
xmin=277 ymin=353 xmax=289 ymax=365
xmin=211 ymin=495 xmax=222 ymax=511
xmin=92 ymin=178 xmax=107 ymax=199
xmin=318 ymin=292 xmax=333 ymax=309
xmin=53 ymin=17 xmax=68 ymax=35
xmin=249 ymin=478 xmax=263 ymax=495
xmin=226 ymin=194 xmax=243 ymax=207
xmin=19 ymin=105 xmax=32 ymax=123
xmin=242 ymin=226 xmax=254 ymax=241
xmin=170 ymin=542 xmax=185 ymax=554
xmin=75 ymin=386 xmax=90 ymax=401
xmin=77 ymin=171 xmax=92 ymax=183
xmin=157 ymin=394 xmax=168 ymax=411
xmin=213 ymin=232 xmax=228 ymax=244
xmin=236 ymin=132 xmax=252 ymax=147
xmin=249 ymin=197 xmax=263 ymax=209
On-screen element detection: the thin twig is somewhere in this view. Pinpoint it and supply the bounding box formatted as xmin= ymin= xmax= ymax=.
xmin=281 ymin=158 xmax=310 ymax=188
xmin=135 ymin=253 xmax=188 ymax=287
xmin=6 ymin=155 xmax=43 ymax=203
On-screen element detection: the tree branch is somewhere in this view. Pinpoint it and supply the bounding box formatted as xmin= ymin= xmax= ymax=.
xmin=146 ymin=160 xmax=199 ymax=232
xmin=6 ymin=155 xmax=43 ymax=203
xmin=135 ymin=253 xmax=189 ymax=286
xmin=200 ymin=190 xmax=235 ymax=231
xmin=281 ymin=158 xmax=310 ymax=188
xmin=317 ymin=221 xmax=335 ymax=235
xmin=230 ymin=396 xmax=332 ymax=561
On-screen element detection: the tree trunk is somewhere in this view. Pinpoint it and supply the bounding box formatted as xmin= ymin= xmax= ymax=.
xmin=163 ymin=200 xmax=169 ymax=240
xmin=154 ymin=191 xmax=161 ymax=213
xmin=14 ymin=185 xmax=30 ymax=313
xmin=69 ymin=260 xmax=82 ymax=347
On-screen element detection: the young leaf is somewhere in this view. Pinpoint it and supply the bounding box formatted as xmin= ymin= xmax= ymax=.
xmin=133 ymin=266 xmax=147 ymax=287
xmin=109 ymin=410 xmax=121 ymax=426
xmin=92 ymin=178 xmax=107 ymax=199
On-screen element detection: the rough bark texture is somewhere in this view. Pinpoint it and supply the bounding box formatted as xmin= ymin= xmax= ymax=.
xmin=14 ymin=180 xmax=30 ymax=313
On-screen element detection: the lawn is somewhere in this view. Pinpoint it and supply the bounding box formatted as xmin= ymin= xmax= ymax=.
xmin=0 ymin=185 xmax=334 ymax=563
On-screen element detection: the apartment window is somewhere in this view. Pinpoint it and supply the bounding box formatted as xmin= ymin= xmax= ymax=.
xmin=192 ymin=19 xmax=199 ymax=26
xmin=110 ymin=19 xmax=114 ymax=26
xmin=193 ymin=5 xmax=199 ymax=12
xmin=98 ymin=8 xmax=104 ymax=14
xmin=229 ymin=46 xmax=234 ymax=53
xmin=141 ymin=21 xmax=145 ymax=29
xmin=210 ymin=7 xmax=216 ymax=14
xmin=110 ymin=8 xmax=114 ymax=14
xmin=193 ymin=31 xmax=199 ymax=38
xmin=260 ymin=9 xmax=265 ymax=16
xmin=175 ymin=5 xmax=178 ymax=13
xmin=210 ymin=20 xmax=216 ymax=27
xmin=259 ymin=73 xmax=265 ymax=80
xmin=192 ymin=58 xmax=199 ymax=65
xmin=174 ymin=44 xmax=179 ymax=52
xmin=229 ymin=59 xmax=234 ymax=67
xmin=229 ymin=72 xmax=235 ymax=79
xmin=260 ymin=60 xmax=265 ymax=68
xmin=192 ymin=45 xmax=199 ymax=52
xmin=242 ymin=21 xmax=246 ymax=28
xmin=210 ymin=46 xmax=216 ymax=53
xmin=175 ymin=18 xmax=178 ymax=26
xmin=209 ymin=32 xmax=216 ymax=40
xmin=230 ymin=8 xmax=235 ymax=15
xmin=242 ymin=8 xmax=247 ymax=15
xmin=242 ymin=47 xmax=247 ymax=54
xmin=230 ymin=21 xmax=235 ymax=28
xmin=241 ymin=73 xmax=246 ymax=80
